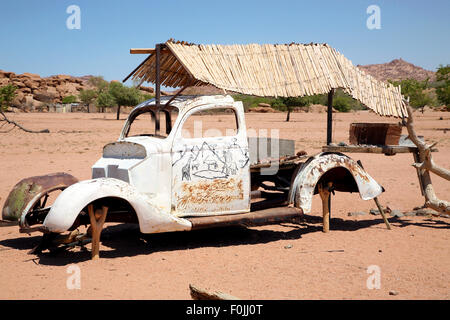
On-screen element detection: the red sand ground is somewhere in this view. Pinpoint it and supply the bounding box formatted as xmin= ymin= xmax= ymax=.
xmin=0 ymin=110 xmax=449 ymax=299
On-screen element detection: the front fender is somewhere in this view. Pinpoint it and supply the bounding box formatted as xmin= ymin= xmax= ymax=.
xmin=43 ymin=178 xmax=192 ymax=234
xmin=288 ymin=152 xmax=383 ymax=213
xmin=1 ymin=172 xmax=78 ymax=224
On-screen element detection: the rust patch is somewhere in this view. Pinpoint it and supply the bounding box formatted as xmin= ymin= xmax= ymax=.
xmin=2 ymin=172 xmax=78 ymax=222
xmin=177 ymin=178 xmax=244 ymax=210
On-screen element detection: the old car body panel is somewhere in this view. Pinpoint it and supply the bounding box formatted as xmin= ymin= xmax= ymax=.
xmin=1 ymin=173 xmax=78 ymax=225
xmin=170 ymin=99 xmax=251 ymax=217
xmin=43 ymin=178 xmax=192 ymax=234
xmin=288 ymin=152 xmax=383 ymax=213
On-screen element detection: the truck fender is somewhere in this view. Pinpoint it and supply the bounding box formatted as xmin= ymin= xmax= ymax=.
xmin=1 ymin=172 xmax=78 ymax=225
xmin=43 ymin=178 xmax=192 ymax=234
xmin=288 ymin=152 xmax=383 ymax=213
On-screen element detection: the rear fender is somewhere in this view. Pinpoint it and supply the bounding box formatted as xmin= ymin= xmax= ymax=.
xmin=1 ymin=173 xmax=78 ymax=225
xmin=43 ymin=178 xmax=192 ymax=234
xmin=288 ymin=152 xmax=383 ymax=213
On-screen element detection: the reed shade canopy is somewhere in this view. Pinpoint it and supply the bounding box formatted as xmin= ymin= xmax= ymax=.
xmin=126 ymin=40 xmax=408 ymax=118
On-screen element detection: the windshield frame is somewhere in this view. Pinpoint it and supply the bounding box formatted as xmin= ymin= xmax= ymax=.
xmin=120 ymin=104 xmax=179 ymax=140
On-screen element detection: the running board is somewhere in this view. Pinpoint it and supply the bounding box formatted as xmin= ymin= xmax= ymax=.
xmin=187 ymin=206 xmax=302 ymax=230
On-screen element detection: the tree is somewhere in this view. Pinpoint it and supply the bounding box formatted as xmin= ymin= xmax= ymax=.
xmin=109 ymin=82 xmax=141 ymax=120
xmin=435 ymin=64 xmax=450 ymax=108
xmin=88 ymin=76 xmax=109 ymax=94
xmin=140 ymin=93 xmax=154 ymax=103
xmin=62 ymin=95 xmax=78 ymax=104
xmin=78 ymin=89 xmax=97 ymax=113
xmin=389 ymin=79 xmax=434 ymax=109
xmin=279 ymin=97 xmax=309 ymax=121
xmin=405 ymin=103 xmax=449 ymax=214
xmin=96 ymin=91 xmax=116 ymax=113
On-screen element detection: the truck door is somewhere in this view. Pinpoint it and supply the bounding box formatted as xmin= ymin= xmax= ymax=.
xmin=171 ymin=104 xmax=250 ymax=217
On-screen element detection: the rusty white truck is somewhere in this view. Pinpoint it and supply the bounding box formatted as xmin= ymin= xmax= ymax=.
xmin=1 ymin=95 xmax=384 ymax=259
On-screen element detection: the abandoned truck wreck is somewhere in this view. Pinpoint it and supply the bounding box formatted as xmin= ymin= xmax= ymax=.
xmin=2 ymin=40 xmax=408 ymax=259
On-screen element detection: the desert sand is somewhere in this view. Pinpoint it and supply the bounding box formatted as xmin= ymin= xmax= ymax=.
xmin=0 ymin=109 xmax=449 ymax=299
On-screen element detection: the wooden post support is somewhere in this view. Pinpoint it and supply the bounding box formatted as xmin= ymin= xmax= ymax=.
xmin=326 ymin=89 xmax=335 ymax=145
xmin=88 ymin=204 xmax=108 ymax=260
xmin=373 ymin=197 xmax=391 ymax=230
xmin=155 ymin=43 xmax=162 ymax=136
xmin=318 ymin=182 xmax=333 ymax=233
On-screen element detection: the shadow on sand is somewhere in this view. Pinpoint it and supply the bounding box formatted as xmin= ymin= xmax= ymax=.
xmin=1 ymin=214 xmax=448 ymax=266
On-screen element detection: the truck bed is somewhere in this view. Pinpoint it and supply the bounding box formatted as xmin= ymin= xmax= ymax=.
xmin=248 ymin=137 xmax=296 ymax=165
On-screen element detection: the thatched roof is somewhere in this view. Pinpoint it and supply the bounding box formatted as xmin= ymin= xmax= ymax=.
xmin=125 ymin=40 xmax=407 ymax=118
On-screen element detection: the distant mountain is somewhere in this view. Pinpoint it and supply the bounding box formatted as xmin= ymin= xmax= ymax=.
xmin=357 ymin=58 xmax=436 ymax=82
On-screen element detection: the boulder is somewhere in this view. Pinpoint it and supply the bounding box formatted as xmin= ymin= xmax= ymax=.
xmin=22 ymin=79 xmax=40 ymax=90
xmin=0 ymin=70 xmax=16 ymax=79
xmin=34 ymin=89 xmax=58 ymax=103
xmin=0 ymin=78 xmax=10 ymax=86
xmin=307 ymin=104 xmax=338 ymax=113
xmin=257 ymin=103 xmax=271 ymax=108
xmin=56 ymin=82 xmax=79 ymax=97
xmin=54 ymin=74 xmax=72 ymax=81
xmin=248 ymin=106 xmax=278 ymax=113
xmin=11 ymin=91 xmax=25 ymax=107
xmin=22 ymin=72 xmax=41 ymax=80
xmin=10 ymin=79 xmax=26 ymax=88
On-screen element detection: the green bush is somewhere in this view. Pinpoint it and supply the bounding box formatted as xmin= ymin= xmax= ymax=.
xmin=62 ymin=95 xmax=78 ymax=104
xmin=389 ymin=78 xmax=436 ymax=108
xmin=140 ymin=93 xmax=154 ymax=102
xmin=233 ymin=90 xmax=364 ymax=113
xmin=0 ymin=84 xmax=17 ymax=111
xmin=435 ymin=64 xmax=450 ymax=107
xmin=232 ymin=94 xmax=277 ymax=111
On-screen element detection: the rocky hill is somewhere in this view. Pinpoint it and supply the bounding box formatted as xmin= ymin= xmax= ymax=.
xmin=357 ymin=58 xmax=436 ymax=82
xmin=0 ymin=70 xmax=95 ymax=110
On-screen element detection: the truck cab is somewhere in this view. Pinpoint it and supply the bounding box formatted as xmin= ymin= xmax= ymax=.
xmin=91 ymin=95 xmax=251 ymax=217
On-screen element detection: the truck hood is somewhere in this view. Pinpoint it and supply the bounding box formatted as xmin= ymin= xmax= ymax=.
xmin=103 ymin=137 xmax=170 ymax=159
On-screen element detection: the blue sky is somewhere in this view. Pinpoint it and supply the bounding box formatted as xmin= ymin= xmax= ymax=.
xmin=0 ymin=0 xmax=448 ymax=86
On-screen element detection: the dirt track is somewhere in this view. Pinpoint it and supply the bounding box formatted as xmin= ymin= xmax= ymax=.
xmin=0 ymin=110 xmax=449 ymax=299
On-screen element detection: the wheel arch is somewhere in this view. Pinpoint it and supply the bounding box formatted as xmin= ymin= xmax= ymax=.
xmin=288 ymin=152 xmax=383 ymax=213
xmin=43 ymin=178 xmax=192 ymax=234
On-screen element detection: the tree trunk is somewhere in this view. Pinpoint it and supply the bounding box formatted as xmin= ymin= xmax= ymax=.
xmin=405 ymin=104 xmax=450 ymax=214
xmin=116 ymin=105 xmax=121 ymax=120
xmin=286 ymin=107 xmax=291 ymax=122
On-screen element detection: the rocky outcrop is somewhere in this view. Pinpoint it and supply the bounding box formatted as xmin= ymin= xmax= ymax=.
xmin=0 ymin=70 xmax=94 ymax=111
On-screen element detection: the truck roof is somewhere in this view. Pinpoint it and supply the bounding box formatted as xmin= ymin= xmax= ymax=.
xmin=130 ymin=94 xmax=235 ymax=115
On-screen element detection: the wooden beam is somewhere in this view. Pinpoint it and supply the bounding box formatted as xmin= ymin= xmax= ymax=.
xmin=130 ymin=48 xmax=169 ymax=54
xmin=130 ymin=48 xmax=154 ymax=54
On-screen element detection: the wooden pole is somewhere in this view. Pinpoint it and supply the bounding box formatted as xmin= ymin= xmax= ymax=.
xmin=155 ymin=43 xmax=162 ymax=135
xmin=88 ymin=204 xmax=108 ymax=260
xmin=327 ymin=89 xmax=335 ymax=145
xmin=373 ymin=197 xmax=391 ymax=230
